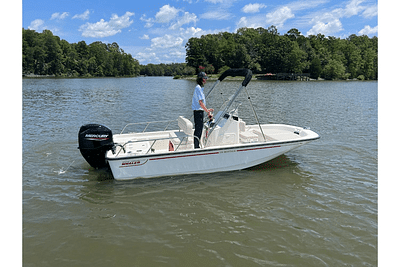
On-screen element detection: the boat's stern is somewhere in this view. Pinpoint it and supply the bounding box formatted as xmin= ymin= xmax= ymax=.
xmin=78 ymin=124 xmax=115 ymax=168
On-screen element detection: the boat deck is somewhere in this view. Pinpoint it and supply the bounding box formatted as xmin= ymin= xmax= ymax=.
xmin=108 ymin=124 xmax=315 ymax=159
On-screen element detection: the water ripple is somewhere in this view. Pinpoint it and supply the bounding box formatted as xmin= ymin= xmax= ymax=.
xmin=23 ymin=79 xmax=377 ymax=266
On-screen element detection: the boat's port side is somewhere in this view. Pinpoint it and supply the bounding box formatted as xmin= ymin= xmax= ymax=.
xmin=108 ymin=123 xmax=319 ymax=160
xmin=107 ymin=138 xmax=310 ymax=180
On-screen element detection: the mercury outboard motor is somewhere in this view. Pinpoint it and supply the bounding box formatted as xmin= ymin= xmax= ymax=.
xmin=78 ymin=124 xmax=114 ymax=168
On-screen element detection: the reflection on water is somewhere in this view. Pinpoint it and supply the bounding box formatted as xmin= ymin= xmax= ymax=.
xmin=248 ymin=154 xmax=298 ymax=171
xmin=23 ymin=78 xmax=377 ymax=266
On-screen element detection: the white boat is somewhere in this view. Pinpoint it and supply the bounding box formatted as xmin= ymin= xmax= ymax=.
xmin=78 ymin=69 xmax=319 ymax=180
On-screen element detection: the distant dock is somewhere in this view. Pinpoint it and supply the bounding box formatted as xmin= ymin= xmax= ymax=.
xmin=256 ymin=73 xmax=310 ymax=81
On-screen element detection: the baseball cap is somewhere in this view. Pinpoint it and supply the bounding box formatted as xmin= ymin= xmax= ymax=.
xmin=197 ymin=72 xmax=208 ymax=79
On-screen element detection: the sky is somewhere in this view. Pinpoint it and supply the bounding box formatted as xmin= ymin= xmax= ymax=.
xmin=22 ymin=0 xmax=378 ymax=65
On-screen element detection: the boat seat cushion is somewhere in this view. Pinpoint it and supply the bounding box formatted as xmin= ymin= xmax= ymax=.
xmin=178 ymin=116 xmax=193 ymax=136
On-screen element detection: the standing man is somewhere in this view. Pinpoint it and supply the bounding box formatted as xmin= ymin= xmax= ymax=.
xmin=192 ymin=72 xmax=214 ymax=149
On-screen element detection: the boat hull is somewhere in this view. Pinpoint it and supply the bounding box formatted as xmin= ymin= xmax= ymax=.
xmin=107 ymin=140 xmax=309 ymax=180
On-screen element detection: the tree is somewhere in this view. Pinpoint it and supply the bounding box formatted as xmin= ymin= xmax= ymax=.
xmin=183 ymin=26 xmax=377 ymax=80
xmin=321 ymin=58 xmax=346 ymax=80
xmin=236 ymin=28 xmax=263 ymax=73
xmin=267 ymin=25 xmax=279 ymax=35
xmin=23 ymin=29 xmax=40 ymax=74
xmin=22 ymin=28 xmax=140 ymax=77
xmin=42 ymin=30 xmax=63 ymax=75
xmin=285 ymin=28 xmax=302 ymax=41
xmin=361 ymin=48 xmax=377 ymax=80
xmin=185 ymin=38 xmax=207 ymax=69
xmin=343 ymin=41 xmax=362 ymax=79
xmin=75 ymin=41 xmax=88 ymax=60
xmin=310 ymin=58 xmax=322 ymax=79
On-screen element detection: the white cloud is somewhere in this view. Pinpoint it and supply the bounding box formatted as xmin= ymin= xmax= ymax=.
xmin=236 ymin=15 xmax=265 ymax=29
xmin=204 ymin=0 xmax=229 ymax=3
xmin=201 ymin=10 xmax=232 ymax=20
xmin=237 ymin=17 xmax=249 ymax=29
xmin=79 ymin=11 xmax=134 ymax=38
xmin=358 ymin=25 xmax=378 ymax=35
xmin=179 ymin=27 xmax=216 ymax=40
xmin=168 ymin=49 xmax=186 ymax=58
xmin=343 ymin=0 xmax=366 ymax=17
xmin=151 ymin=35 xmax=184 ymax=49
xmin=290 ymin=0 xmax=330 ymax=11
xmin=201 ymin=0 xmax=235 ymax=20
xmin=237 ymin=6 xmax=297 ymax=30
xmin=140 ymin=14 xmax=154 ymax=28
xmin=266 ymin=7 xmax=295 ymax=28
xmin=305 ymin=0 xmax=375 ymax=36
xmin=28 ymin=19 xmax=45 ymax=31
xmin=140 ymin=34 xmax=150 ymax=40
xmin=155 ymin=5 xmax=180 ymax=23
xmin=72 ymin=10 xmax=90 ymax=20
xmin=135 ymin=52 xmax=159 ymax=63
xmin=362 ymin=5 xmax=378 ymax=18
xmin=50 ymin=12 xmax=69 ymax=20
xmin=170 ymin=12 xmax=198 ymax=30
xmin=307 ymin=18 xmax=343 ymax=36
xmin=242 ymin=3 xmax=267 ymax=14
xmin=142 ymin=5 xmax=197 ymax=29
xmin=133 ymin=26 xmax=229 ymax=64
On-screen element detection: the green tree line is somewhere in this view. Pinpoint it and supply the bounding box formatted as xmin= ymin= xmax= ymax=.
xmin=139 ymin=63 xmax=196 ymax=77
xmin=23 ymin=26 xmax=377 ymax=80
xmin=23 ymin=28 xmax=140 ymax=77
xmin=185 ymin=26 xmax=378 ymax=80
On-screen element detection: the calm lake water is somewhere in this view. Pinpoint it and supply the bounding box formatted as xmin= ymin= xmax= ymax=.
xmin=23 ymin=77 xmax=377 ymax=266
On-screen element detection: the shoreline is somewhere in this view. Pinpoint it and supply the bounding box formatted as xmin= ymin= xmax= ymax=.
xmin=22 ymin=74 xmax=376 ymax=81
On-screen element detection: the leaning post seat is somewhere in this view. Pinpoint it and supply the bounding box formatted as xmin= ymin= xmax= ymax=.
xmin=177 ymin=116 xmax=203 ymax=148
xmin=178 ymin=116 xmax=193 ymax=136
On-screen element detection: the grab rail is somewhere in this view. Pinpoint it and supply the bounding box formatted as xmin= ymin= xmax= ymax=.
xmin=120 ymin=119 xmax=178 ymax=134
xmin=114 ymin=133 xmax=198 ymax=157
xmin=115 ymin=136 xmax=173 ymax=157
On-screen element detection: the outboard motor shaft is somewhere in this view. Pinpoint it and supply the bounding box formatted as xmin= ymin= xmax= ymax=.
xmin=78 ymin=124 xmax=114 ymax=168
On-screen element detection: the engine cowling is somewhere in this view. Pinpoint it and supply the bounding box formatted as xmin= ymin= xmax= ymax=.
xmin=78 ymin=124 xmax=114 ymax=168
